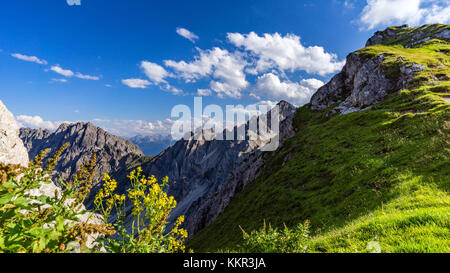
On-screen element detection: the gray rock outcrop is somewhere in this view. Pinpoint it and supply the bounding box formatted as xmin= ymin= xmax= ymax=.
xmin=0 ymin=100 xmax=29 ymax=167
xmin=309 ymin=26 xmax=444 ymax=114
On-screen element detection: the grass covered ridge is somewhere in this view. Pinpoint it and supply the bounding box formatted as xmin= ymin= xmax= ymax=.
xmin=188 ymin=26 xmax=450 ymax=253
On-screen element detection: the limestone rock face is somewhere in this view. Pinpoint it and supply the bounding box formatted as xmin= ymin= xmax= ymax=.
xmin=310 ymin=53 xmax=396 ymax=112
xmin=310 ymin=43 xmax=426 ymax=114
xmin=311 ymin=24 xmax=449 ymax=115
xmin=0 ymin=100 xmax=29 ymax=167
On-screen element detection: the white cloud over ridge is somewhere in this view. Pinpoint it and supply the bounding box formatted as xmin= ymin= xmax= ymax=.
xmin=16 ymin=100 xmax=284 ymax=138
xmin=176 ymin=27 xmax=199 ymax=43
xmin=93 ymin=99 xmax=280 ymax=137
xmin=16 ymin=115 xmax=66 ymax=131
xmin=227 ymin=32 xmax=345 ymax=76
xmin=11 ymin=53 xmax=47 ymax=65
xmin=359 ymin=0 xmax=450 ymax=30
xmin=254 ymin=73 xmax=324 ymax=106
xmin=92 ymin=118 xmax=176 ymax=138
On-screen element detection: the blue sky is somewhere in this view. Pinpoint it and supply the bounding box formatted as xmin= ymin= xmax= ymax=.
xmin=1 ymin=0 xmax=449 ymax=137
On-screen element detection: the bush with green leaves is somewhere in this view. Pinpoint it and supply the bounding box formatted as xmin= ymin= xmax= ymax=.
xmin=0 ymin=144 xmax=113 ymax=253
xmin=237 ymin=221 xmax=310 ymax=253
xmin=93 ymin=167 xmax=188 ymax=253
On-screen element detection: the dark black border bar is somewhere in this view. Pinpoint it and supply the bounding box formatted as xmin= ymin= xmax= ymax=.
xmin=0 ymin=253 xmax=445 ymax=272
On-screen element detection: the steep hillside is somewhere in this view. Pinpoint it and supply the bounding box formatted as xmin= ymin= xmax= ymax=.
xmin=189 ymin=24 xmax=450 ymax=253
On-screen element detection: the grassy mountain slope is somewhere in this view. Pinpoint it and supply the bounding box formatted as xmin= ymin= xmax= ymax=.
xmin=188 ymin=25 xmax=450 ymax=253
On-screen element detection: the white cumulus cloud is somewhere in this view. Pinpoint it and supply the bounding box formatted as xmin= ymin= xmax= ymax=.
xmin=16 ymin=115 xmax=66 ymax=130
xmin=359 ymin=0 xmax=450 ymax=30
xmin=50 ymin=65 xmax=74 ymax=77
xmin=122 ymin=78 xmax=151 ymax=88
xmin=254 ymin=73 xmax=324 ymax=106
xmin=197 ymin=89 xmax=212 ymax=96
xmin=11 ymin=53 xmax=47 ymax=65
xmin=75 ymin=72 xmax=100 ymax=80
xmin=141 ymin=61 xmax=172 ymax=84
xmin=165 ymin=47 xmax=248 ymax=98
xmin=50 ymin=65 xmax=99 ymax=80
xmin=227 ymin=32 xmax=345 ymax=76
xmin=176 ymin=27 xmax=199 ymax=43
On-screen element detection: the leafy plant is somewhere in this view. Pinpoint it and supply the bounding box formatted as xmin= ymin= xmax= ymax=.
xmin=93 ymin=167 xmax=188 ymax=253
xmin=0 ymin=144 xmax=113 ymax=253
xmin=237 ymin=221 xmax=310 ymax=253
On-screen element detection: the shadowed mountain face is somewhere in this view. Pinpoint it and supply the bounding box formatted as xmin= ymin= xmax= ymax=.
xmin=19 ymin=122 xmax=144 ymax=205
xmin=118 ymin=101 xmax=298 ymax=236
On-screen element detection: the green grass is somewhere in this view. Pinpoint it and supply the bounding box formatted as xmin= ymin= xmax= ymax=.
xmin=188 ymin=25 xmax=450 ymax=253
xmin=382 ymin=24 xmax=449 ymax=47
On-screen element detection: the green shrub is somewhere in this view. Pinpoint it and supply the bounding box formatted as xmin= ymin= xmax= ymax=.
xmin=0 ymin=144 xmax=113 ymax=253
xmin=237 ymin=221 xmax=310 ymax=253
xmin=93 ymin=167 xmax=188 ymax=253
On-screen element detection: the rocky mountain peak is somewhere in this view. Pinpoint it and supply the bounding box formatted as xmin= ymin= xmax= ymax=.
xmin=19 ymin=121 xmax=144 ymax=203
xmin=310 ymin=24 xmax=449 ymax=115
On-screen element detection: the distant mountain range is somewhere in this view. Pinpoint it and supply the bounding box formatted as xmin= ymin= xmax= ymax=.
xmin=129 ymin=135 xmax=176 ymax=156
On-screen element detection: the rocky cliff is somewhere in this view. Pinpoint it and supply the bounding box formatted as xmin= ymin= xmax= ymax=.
xmin=0 ymin=100 xmax=29 ymax=167
xmin=184 ymin=101 xmax=298 ymax=235
xmin=310 ymin=24 xmax=450 ymax=115
xmin=19 ymin=122 xmax=144 ymax=204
